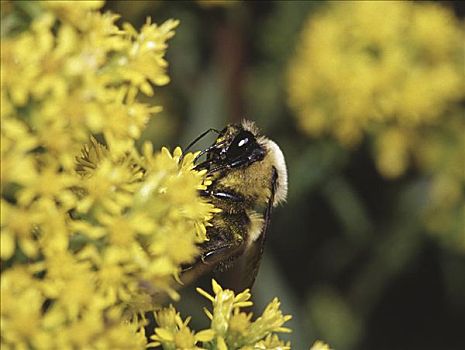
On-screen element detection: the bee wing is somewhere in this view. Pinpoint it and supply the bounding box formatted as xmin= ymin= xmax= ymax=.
xmin=218 ymin=167 xmax=278 ymax=292
xmin=180 ymin=237 xmax=246 ymax=287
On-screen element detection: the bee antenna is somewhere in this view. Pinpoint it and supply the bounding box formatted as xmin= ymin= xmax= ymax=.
xmin=193 ymin=144 xmax=216 ymax=164
xmin=194 ymin=139 xmax=230 ymax=163
xmin=206 ymin=164 xmax=228 ymax=175
xmin=182 ymin=128 xmax=220 ymax=159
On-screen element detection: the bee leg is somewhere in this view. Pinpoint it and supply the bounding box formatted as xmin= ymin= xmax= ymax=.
xmin=180 ymin=242 xmax=245 ymax=287
xmin=201 ymin=243 xmax=242 ymax=265
xmin=200 ymin=189 xmax=244 ymax=202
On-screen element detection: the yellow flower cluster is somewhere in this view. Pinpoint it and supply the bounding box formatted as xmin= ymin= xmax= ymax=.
xmin=287 ymin=2 xmax=465 ymax=249
xmin=150 ymin=280 xmax=292 ymax=350
xmin=310 ymin=340 xmax=331 ymax=350
xmin=287 ymin=2 xmax=463 ymax=153
xmin=1 ymin=1 xmax=218 ymax=348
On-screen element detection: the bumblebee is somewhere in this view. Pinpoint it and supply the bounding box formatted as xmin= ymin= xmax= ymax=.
xmin=181 ymin=120 xmax=288 ymax=291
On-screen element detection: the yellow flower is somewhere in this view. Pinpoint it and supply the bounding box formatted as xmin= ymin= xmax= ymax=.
xmin=79 ymin=157 xmax=136 ymax=212
xmin=43 ymin=1 xmax=105 ymax=25
xmin=149 ymin=305 xmax=214 ymax=349
xmin=287 ymin=1 xmax=465 ymax=250
xmin=229 ymin=309 xmax=253 ymax=334
xmin=120 ymin=18 xmax=180 ymax=94
xmin=0 ymin=118 xmax=38 ymax=189
xmin=287 ymin=1 xmax=464 ymax=150
xmin=197 ymin=279 xmax=253 ymax=335
xmin=98 ymin=211 xmax=155 ymax=246
xmin=0 ymin=2 xmax=199 ymax=348
xmin=1 ymin=200 xmax=39 ymax=259
xmin=1 ymin=268 xmax=49 ymax=349
xmin=135 ymin=145 xmax=218 ymax=243
xmin=310 ymin=340 xmax=332 ymax=350
xmin=374 ymin=128 xmax=410 ymax=179
xmin=33 ymin=251 xmax=95 ymax=309
xmin=16 ymin=160 xmax=77 ymax=207
xmin=197 ymin=279 xmax=292 ymax=349
xmin=247 ymin=298 xmax=292 ymax=343
xmin=253 ymin=334 xmax=291 ymax=350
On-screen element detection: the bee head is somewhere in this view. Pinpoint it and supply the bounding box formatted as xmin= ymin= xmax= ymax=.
xmin=185 ymin=120 xmax=288 ymax=207
xmin=194 ymin=121 xmax=266 ymax=174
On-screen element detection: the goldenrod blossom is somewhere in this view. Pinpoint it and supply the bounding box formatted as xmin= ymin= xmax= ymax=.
xmin=195 ymin=279 xmax=292 ymax=349
xmin=310 ymin=340 xmax=332 ymax=350
xmin=1 ymin=2 xmax=217 ymax=348
xmin=149 ymin=305 xmax=215 ymax=349
xmin=287 ymin=1 xmax=465 ymax=250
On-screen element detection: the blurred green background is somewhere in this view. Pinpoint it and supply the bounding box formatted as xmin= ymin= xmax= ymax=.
xmin=105 ymin=1 xmax=465 ymax=349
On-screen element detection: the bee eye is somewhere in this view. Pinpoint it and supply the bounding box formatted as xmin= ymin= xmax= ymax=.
xmin=238 ymin=137 xmax=249 ymax=147
xmin=227 ymin=131 xmax=255 ymax=160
